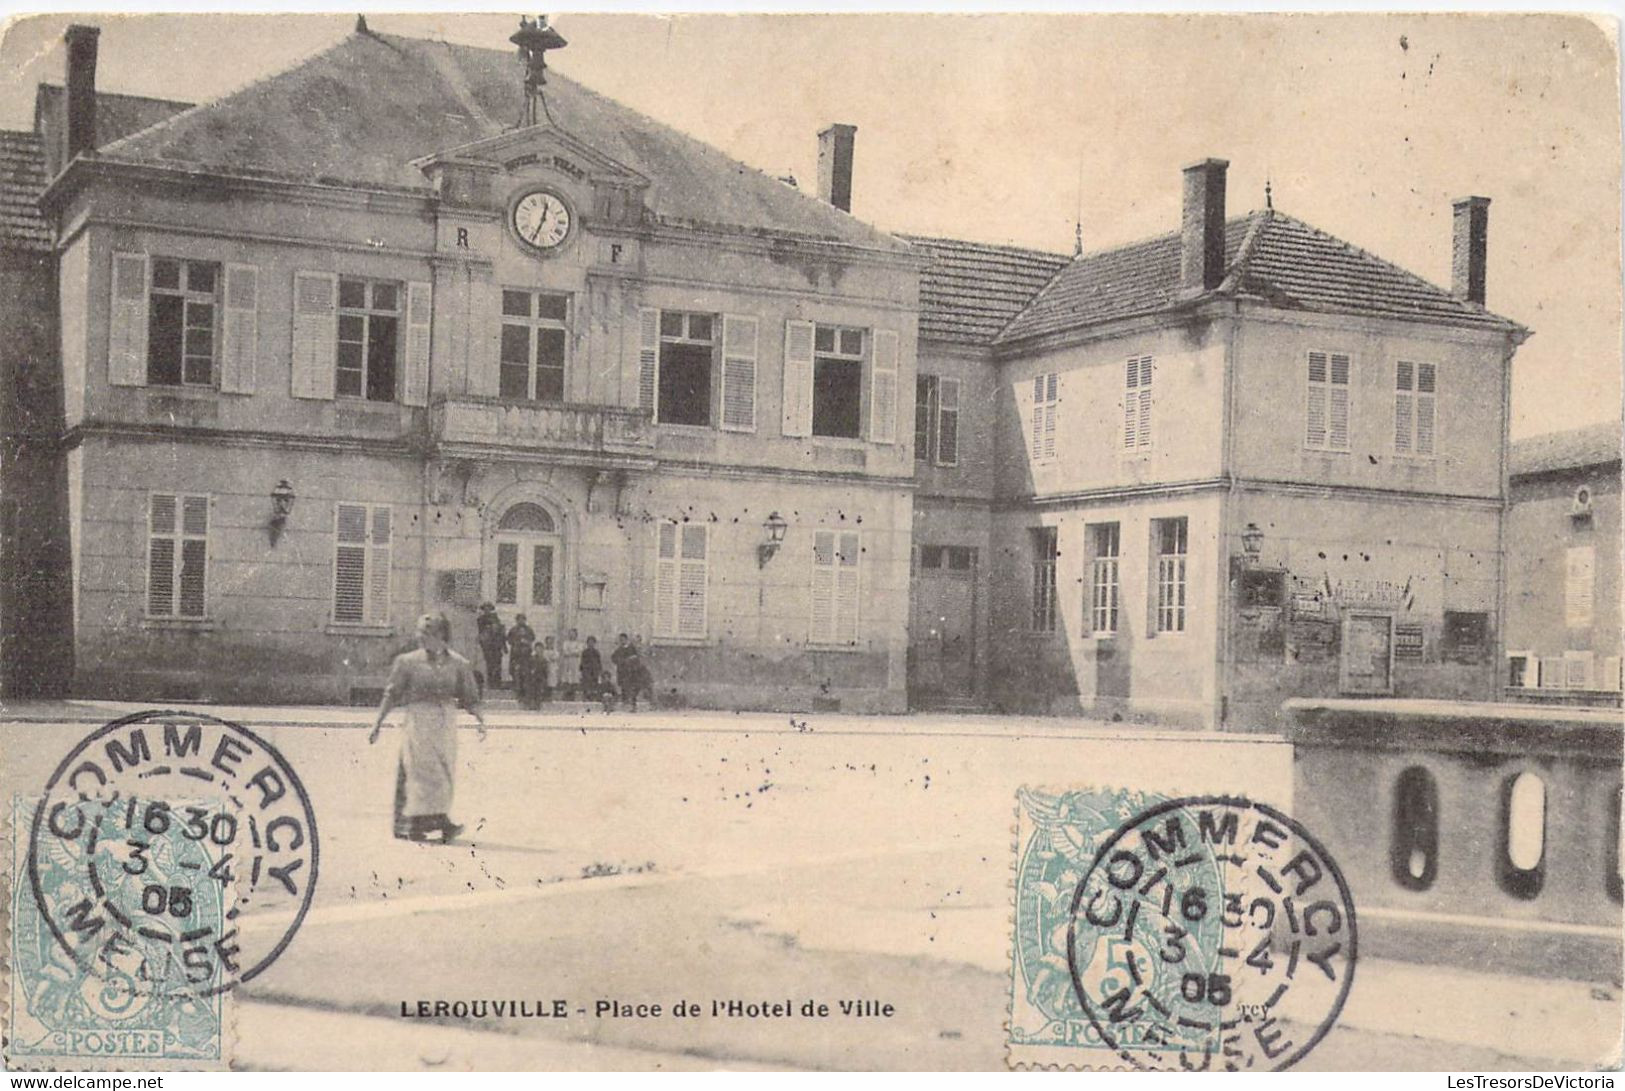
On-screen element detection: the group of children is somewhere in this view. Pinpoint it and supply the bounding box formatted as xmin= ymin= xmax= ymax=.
xmin=475 ymin=603 xmax=655 ymax=711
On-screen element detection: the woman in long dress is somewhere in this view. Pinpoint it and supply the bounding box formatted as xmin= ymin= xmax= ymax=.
xmin=369 ymin=613 xmax=486 ymax=843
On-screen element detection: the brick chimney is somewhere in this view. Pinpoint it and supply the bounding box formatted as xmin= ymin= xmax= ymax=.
xmin=1181 ymin=158 xmax=1228 ymax=294
xmin=1452 ymin=196 xmax=1490 ymax=305
xmin=63 ymin=24 xmax=100 ymax=164
xmin=817 ymin=124 xmax=856 ymax=213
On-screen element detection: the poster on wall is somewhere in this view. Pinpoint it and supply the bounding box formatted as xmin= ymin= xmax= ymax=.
xmin=1340 ymin=612 xmax=1395 ymax=694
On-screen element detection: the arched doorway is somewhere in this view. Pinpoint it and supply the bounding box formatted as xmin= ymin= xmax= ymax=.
xmin=490 ymin=501 xmax=561 ymax=643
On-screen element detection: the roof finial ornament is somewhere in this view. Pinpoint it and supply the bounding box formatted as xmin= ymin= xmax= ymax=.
xmin=1073 ymin=220 xmax=1083 ymax=258
xmin=511 ymin=14 xmax=568 ymax=127
xmin=1265 ymin=176 xmax=1273 ymax=211
xmin=354 ymin=14 xmax=369 ymax=34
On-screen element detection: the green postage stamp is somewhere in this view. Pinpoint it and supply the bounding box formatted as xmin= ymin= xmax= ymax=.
xmin=8 ymin=793 xmax=230 ymax=1067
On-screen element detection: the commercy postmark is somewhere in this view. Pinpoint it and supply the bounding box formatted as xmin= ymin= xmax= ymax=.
xmin=1009 ymin=789 xmax=1356 ymax=1071
xmin=6 ymin=709 xmax=319 ymax=1066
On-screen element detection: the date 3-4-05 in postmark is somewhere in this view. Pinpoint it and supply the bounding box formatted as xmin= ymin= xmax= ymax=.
xmin=1009 ymin=788 xmax=1356 ymax=1071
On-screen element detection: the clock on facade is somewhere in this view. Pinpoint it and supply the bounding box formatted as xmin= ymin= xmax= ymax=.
xmin=512 ymin=190 xmax=572 ymax=251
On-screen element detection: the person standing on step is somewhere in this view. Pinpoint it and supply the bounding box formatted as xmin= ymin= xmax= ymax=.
xmin=507 ymin=613 xmax=536 ymax=705
xmin=370 ymin=613 xmax=486 ymax=843
xmin=475 ymin=602 xmax=505 ymax=690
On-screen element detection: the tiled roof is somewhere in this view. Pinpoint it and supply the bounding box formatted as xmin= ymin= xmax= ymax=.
xmin=899 ymin=234 xmax=1071 ymax=346
xmin=0 ymin=131 xmax=50 ymax=251
xmin=996 ymin=209 xmax=1523 ymax=345
xmin=1510 ymin=422 xmax=1622 ymax=477
xmin=102 ymin=29 xmax=906 ymax=253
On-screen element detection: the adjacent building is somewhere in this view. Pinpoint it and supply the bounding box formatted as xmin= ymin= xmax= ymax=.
xmin=2 ymin=20 xmax=1535 ymax=728
xmin=1505 ymin=422 xmax=1622 ymax=701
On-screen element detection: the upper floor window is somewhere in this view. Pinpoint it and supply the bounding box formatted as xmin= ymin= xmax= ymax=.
xmin=1030 ymin=526 xmax=1058 ymax=633
xmin=1306 ymin=351 xmax=1352 ymax=451
xmin=1153 ymin=517 xmax=1188 ymax=634
xmin=1394 ymin=361 xmax=1437 ymax=456
xmin=1124 ymin=356 xmax=1152 ymax=450
xmin=915 ymin=375 xmax=961 ymax=466
xmin=148 ymin=493 xmax=208 ymax=619
xmin=1566 ymin=545 xmax=1595 ymax=629
xmin=813 ymin=325 xmax=866 ymax=439
xmin=148 ymin=258 xmax=218 ymax=387
xmin=1031 ymin=373 xmax=1058 ymax=460
xmin=110 ymin=254 xmax=259 ymax=395
xmin=290 ymin=273 xmax=431 ymax=406
xmin=657 ymin=311 xmax=714 ymax=426
xmin=781 ymin=321 xmax=898 ymax=444
xmin=336 ymin=278 xmax=400 ymax=401
xmin=501 ymin=290 xmax=569 ymax=403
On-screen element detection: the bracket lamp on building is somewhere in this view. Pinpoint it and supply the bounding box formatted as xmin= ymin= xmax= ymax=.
xmin=1240 ymin=522 xmax=1265 ymax=567
xmin=268 ymin=480 xmax=297 ymax=546
xmin=758 ymin=511 xmax=789 ymax=568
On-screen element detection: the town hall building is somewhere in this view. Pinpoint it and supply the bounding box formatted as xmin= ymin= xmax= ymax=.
xmin=1 ymin=19 xmax=1530 ymax=727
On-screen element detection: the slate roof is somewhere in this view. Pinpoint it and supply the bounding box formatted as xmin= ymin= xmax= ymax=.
xmin=995 ymin=209 xmax=1523 ymax=345
xmin=0 ymin=131 xmax=50 ymax=251
xmin=1510 ymin=422 xmax=1622 ymax=478
xmin=100 ymin=29 xmax=906 ymax=253
xmin=34 ymin=85 xmax=194 ymax=175
xmin=899 ymin=235 xmax=1071 ymax=346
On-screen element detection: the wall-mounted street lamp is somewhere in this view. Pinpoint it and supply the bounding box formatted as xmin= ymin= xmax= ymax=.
xmin=757 ymin=511 xmax=789 ymax=568
xmin=268 ymin=480 xmax=297 ymax=546
xmin=1240 ymin=522 xmax=1265 ymax=566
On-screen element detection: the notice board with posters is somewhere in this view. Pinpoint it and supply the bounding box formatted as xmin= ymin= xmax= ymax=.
xmin=1340 ymin=612 xmax=1395 ymax=694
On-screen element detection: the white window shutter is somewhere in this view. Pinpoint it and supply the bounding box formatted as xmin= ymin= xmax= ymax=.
xmin=291 ymin=271 xmax=337 ymax=400
xmin=1123 ymin=361 xmax=1138 ymax=449
xmin=782 ymin=320 xmax=815 ymax=437
xmin=869 ymin=329 xmax=899 ymax=444
xmin=109 ymin=252 xmax=149 ymax=387
xmin=1566 ymin=545 xmax=1595 ymax=628
xmin=835 ymin=531 xmax=861 ymax=645
xmin=678 ymin=524 xmax=709 ymax=637
xmin=1305 ymin=352 xmax=1328 ymax=448
xmin=655 ymin=522 xmax=679 ymax=637
xmin=367 ymin=506 xmax=392 ymax=625
xmin=720 ymin=314 xmax=759 ymax=432
xmin=403 ymin=281 xmax=432 ymax=407
xmin=220 ymin=263 xmax=259 ymax=394
xmin=936 ymin=377 xmax=960 ymax=466
xmin=1416 ymin=363 xmax=1437 ymax=455
xmin=637 ymin=308 xmax=659 ymax=414
xmin=810 ymin=530 xmax=836 ymax=644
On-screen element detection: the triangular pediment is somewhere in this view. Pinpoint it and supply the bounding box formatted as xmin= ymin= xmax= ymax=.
xmin=413 ymin=124 xmax=649 ymax=188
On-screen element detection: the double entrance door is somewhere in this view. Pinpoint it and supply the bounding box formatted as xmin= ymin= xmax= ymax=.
xmin=490 ymin=500 xmax=563 ymax=656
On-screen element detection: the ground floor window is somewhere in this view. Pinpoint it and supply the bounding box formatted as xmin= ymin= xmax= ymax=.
xmin=1030 ymin=527 xmax=1058 ymax=633
xmin=655 ymin=521 xmax=709 ymax=638
xmin=919 ymin=544 xmax=976 ymax=573
xmin=1153 ymin=517 xmax=1187 ymax=633
xmin=1089 ymin=523 xmax=1120 ymax=634
xmin=147 ymin=493 xmax=208 ymax=618
xmin=1441 ymin=610 xmax=1489 ymax=664
xmin=333 ymin=502 xmax=392 ymax=625
xmin=812 ymin=529 xmax=861 ymax=645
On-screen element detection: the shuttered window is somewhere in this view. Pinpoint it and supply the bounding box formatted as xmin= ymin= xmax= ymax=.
xmin=811 ymin=529 xmax=861 ymax=646
xmin=1123 ymin=356 xmax=1152 ymax=449
xmin=147 ymin=493 xmax=208 ymax=619
xmin=291 ymin=271 xmax=338 ymax=400
xmin=500 ymin=290 xmax=570 ymax=402
xmin=1031 ymin=373 xmax=1058 ymax=460
xmin=333 ymin=503 xmax=392 ymax=625
xmin=813 ymin=325 xmax=865 ymax=440
xmin=1306 ymin=351 xmax=1352 ymax=451
xmin=869 ymin=329 xmax=899 ymax=443
xmin=1566 ymin=545 xmax=1595 ymax=628
xmin=782 ymin=320 xmax=816 ymax=438
xmin=915 ymin=375 xmax=960 ymax=466
xmin=1395 ymin=361 xmax=1437 ymax=456
xmin=220 ymin=263 xmax=259 ymax=394
xmin=146 ymin=258 xmax=219 ymax=387
xmin=655 ymin=521 xmax=709 ymax=638
xmin=336 ymin=278 xmax=400 ymax=402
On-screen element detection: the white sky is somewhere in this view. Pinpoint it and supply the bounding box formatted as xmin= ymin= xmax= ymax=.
xmin=1 ymin=11 xmax=1619 ymax=439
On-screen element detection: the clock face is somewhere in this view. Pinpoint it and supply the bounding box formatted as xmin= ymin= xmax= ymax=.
xmin=512 ymin=190 xmax=572 ymax=251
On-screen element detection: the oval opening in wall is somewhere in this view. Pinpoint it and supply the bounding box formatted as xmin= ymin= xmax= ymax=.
xmin=1499 ymin=771 xmax=1547 ymax=900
